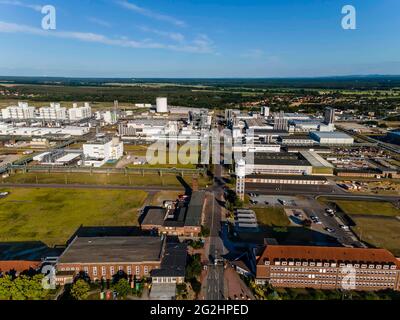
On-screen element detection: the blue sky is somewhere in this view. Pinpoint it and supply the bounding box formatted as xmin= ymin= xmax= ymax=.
xmin=0 ymin=0 xmax=399 ymax=77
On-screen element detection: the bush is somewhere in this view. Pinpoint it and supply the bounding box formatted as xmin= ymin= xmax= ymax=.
xmin=70 ymin=279 xmax=90 ymax=300
xmin=112 ymin=278 xmax=131 ymax=299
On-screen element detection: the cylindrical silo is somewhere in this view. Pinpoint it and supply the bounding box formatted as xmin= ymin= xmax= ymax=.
xmin=156 ymin=97 xmax=168 ymax=113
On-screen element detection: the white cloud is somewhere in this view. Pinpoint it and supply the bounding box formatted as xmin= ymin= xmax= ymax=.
xmin=241 ymin=49 xmax=264 ymax=59
xmin=0 ymin=0 xmax=42 ymax=12
xmin=87 ymin=17 xmax=112 ymax=28
xmin=139 ymin=26 xmax=184 ymax=42
xmin=0 ymin=20 xmax=214 ymax=53
xmin=116 ymin=0 xmax=185 ymax=27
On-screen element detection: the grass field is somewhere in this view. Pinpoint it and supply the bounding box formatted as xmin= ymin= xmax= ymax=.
xmin=0 ymin=188 xmax=148 ymax=246
xmin=319 ymin=198 xmax=400 ymax=217
xmin=352 ymin=216 xmax=400 ymax=256
xmin=3 ymin=172 xmax=211 ymax=188
xmin=253 ymin=206 xmax=290 ymax=227
xmin=319 ymin=197 xmax=400 ymax=255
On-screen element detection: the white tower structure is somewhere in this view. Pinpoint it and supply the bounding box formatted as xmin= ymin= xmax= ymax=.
xmin=156 ymin=97 xmax=168 ymax=113
xmin=235 ymin=158 xmax=246 ymax=201
xmin=261 ymin=106 xmax=270 ymax=117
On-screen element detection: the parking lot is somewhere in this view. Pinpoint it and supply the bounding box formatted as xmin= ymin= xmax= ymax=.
xmin=248 ymin=193 xmax=364 ymax=248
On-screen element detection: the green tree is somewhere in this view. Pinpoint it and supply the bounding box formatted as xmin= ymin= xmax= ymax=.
xmin=190 ymin=279 xmax=201 ymax=295
xmin=185 ymin=254 xmax=202 ymax=280
xmin=70 ymin=279 xmax=90 ymax=300
xmin=112 ymin=278 xmax=131 ymax=299
xmin=7 ymin=275 xmax=47 ymax=300
xmin=0 ymin=275 xmax=13 ymax=300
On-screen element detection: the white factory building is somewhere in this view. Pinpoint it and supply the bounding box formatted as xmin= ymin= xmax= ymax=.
xmin=39 ymin=103 xmax=68 ymax=121
xmin=0 ymin=123 xmax=90 ymax=136
xmin=1 ymin=102 xmax=35 ymax=120
xmin=68 ymin=103 xmax=92 ymax=121
xmin=0 ymin=102 xmax=92 ymax=122
xmin=119 ymin=119 xmax=178 ymax=138
xmin=83 ymin=137 xmax=124 ymax=167
xmin=309 ymin=131 xmax=354 ymax=145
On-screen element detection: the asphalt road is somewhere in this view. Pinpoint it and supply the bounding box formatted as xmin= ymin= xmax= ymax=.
xmin=205 ymin=163 xmax=226 ymax=300
xmin=246 ymin=183 xmax=341 ymax=195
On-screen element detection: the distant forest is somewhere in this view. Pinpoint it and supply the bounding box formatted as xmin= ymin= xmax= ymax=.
xmin=1 ymin=75 xmax=400 ymax=109
xmin=2 ymin=75 xmax=400 ymax=89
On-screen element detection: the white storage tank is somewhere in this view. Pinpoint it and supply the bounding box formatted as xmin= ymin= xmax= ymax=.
xmin=156 ymin=97 xmax=168 ymax=113
xmin=235 ymin=158 xmax=246 ymax=178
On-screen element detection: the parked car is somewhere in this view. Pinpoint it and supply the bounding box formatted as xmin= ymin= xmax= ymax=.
xmin=325 ymin=227 xmax=335 ymax=233
xmin=340 ymin=225 xmax=350 ymax=231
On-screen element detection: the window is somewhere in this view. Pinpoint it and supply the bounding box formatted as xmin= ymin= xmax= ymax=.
xmin=136 ymin=266 xmax=140 ymax=275
xmin=83 ymin=267 xmax=89 ymax=274
xmin=118 ymin=266 xmax=123 ymax=272
xmin=127 ymin=266 xmax=132 ymax=275
xmin=102 ymin=266 xmax=106 ymax=276
xmin=93 ymin=267 xmax=98 ymax=276
xmin=110 ymin=266 xmax=115 ymax=275
xmin=144 ymin=266 xmax=148 ymax=275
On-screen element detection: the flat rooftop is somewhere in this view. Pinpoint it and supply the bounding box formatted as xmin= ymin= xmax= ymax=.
xmin=58 ymin=236 xmax=163 ymax=264
xmin=151 ymin=242 xmax=187 ymax=277
xmin=310 ymin=131 xmax=353 ymax=139
xmin=141 ymin=208 xmax=166 ymax=226
xmin=184 ymin=191 xmax=205 ymax=227
xmin=253 ymin=152 xmax=311 ymax=166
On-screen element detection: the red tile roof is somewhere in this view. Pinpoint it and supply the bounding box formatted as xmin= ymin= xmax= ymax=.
xmin=258 ymin=245 xmax=400 ymax=267
xmin=0 ymin=260 xmax=41 ymax=273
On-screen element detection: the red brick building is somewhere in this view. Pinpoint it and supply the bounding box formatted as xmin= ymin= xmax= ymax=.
xmin=141 ymin=191 xmax=204 ymax=237
xmin=56 ymin=236 xmax=164 ymax=284
xmin=56 ymin=236 xmax=188 ymax=286
xmin=256 ymin=245 xmax=400 ymax=291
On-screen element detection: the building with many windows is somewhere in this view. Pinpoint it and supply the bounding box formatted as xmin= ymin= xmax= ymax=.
xmin=56 ymin=236 xmax=163 ymax=284
xmin=83 ymin=137 xmax=124 ymax=167
xmin=38 ymin=103 xmax=68 ymax=121
xmin=1 ymin=102 xmax=35 ymax=120
xmin=256 ymin=245 xmax=400 ymax=291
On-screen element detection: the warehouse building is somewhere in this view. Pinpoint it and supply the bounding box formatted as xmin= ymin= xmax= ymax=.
xmin=310 ymin=131 xmax=354 ymax=145
xmin=279 ymin=135 xmax=316 ymax=146
xmin=256 ymin=245 xmax=400 ymax=291
xmin=141 ymin=191 xmax=205 ymax=237
xmin=83 ymin=137 xmax=124 ymax=167
xmin=387 ymin=130 xmax=400 ymax=145
xmin=56 ymin=236 xmax=163 ymax=284
xmin=246 ymin=152 xmax=314 ymax=175
xmin=245 ymin=174 xmax=328 ymax=185
xmin=0 ymin=123 xmax=90 ymax=137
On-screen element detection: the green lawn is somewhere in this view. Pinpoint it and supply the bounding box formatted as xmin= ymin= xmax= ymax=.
xmin=319 ymin=197 xmax=400 ymax=255
xmin=253 ymin=206 xmax=290 ymax=227
xmin=0 ymin=188 xmax=148 ymax=246
xmin=319 ymin=198 xmax=400 ymax=217
xmin=3 ymin=172 xmax=211 ymax=188
xmin=352 ymin=216 xmax=400 ymax=256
